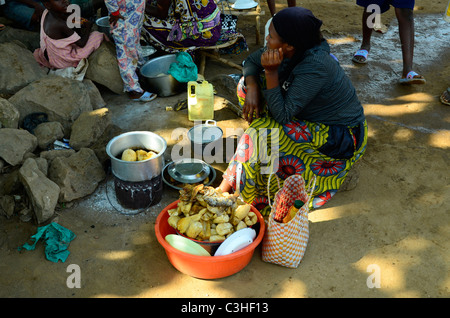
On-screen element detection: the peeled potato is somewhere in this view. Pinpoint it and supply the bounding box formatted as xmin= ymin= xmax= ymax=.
xmin=177 ymin=217 xmax=191 ymax=234
xmin=121 ymin=148 xmax=137 ymax=161
xmin=136 ymin=150 xmax=149 ymax=161
xmin=186 ymin=220 xmax=203 ymax=239
xmin=168 ymin=215 xmax=180 ymax=229
xmin=210 ymin=235 xmax=225 ymax=242
xmin=234 ymin=204 xmax=250 ymax=221
xmin=216 ymin=223 xmax=233 ymax=236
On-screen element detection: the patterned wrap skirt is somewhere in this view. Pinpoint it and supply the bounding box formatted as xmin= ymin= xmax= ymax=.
xmin=141 ymin=0 xmax=222 ymax=53
xmin=223 ymin=77 xmax=368 ymax=215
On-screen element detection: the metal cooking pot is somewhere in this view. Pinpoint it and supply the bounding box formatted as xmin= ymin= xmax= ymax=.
xmin=140 ymin=54 xmax=186 ymax=97
xmin=187 ymin=120 xmax=223 ymax=160
xmin=106 ymin=131 xmax=167 ymax=182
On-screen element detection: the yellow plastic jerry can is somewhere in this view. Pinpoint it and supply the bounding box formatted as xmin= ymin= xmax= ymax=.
xmin=188 ymin=81 xmax=214 ymax=121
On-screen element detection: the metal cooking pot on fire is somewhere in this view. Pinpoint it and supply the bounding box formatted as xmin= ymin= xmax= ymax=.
xmin=106 ymin=131 xmax=167 ymax=182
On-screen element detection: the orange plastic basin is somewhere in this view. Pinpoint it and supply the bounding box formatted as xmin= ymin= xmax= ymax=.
xmin=155 ymin=200 xmax=265 ymax=279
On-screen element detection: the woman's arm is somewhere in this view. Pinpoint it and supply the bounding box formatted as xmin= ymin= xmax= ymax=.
xmin=242 ymin=48 xmax=265 ymax=123
xmin=242 ymin=75 xmax=262 ymax=123
xmin=264 ymin=65 xmax=326 ymax=125
xmin=145 ymin=0 xmax=172 ymax=20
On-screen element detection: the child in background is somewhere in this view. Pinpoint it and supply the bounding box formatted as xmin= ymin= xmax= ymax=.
xmin=33 ymin=0 xmax=106 ymax=69
xmin=104 ymin=0 xmax=157 ymax=102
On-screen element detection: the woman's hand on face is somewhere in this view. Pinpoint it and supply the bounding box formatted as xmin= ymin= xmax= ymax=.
xmin=261 ymin=47 xmax=283 ymax=72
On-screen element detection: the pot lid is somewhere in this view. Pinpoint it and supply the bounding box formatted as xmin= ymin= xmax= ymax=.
xmin=162 ymin=161 xmax=216 ymax=190
xmin=167 ymin=158 xmax=210 ymax=183
xmin=188 ymin=124 xmax=223 ymax=144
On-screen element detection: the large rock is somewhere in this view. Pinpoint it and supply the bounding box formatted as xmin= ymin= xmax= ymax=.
xmin=19 ymin=158 xmax=60 ymax=224
xmin=34 ymin=121 xmax=65 ymax=150
xmin=85 ymin=41 xmax=124 ymax=95
xmin=82 ymin=79 xmax=106 ymax=110
xmin=48 ymin=148 xmax=105 ymax=202
xmin=0 ymin=128 xmax=37 ymax=166
xmin=39 ymin=149 xmax=76 ymax=163
xmin=69 ymin=108 xmax=111 ymax=150
xmin=8 ymin=75 xmax=94 ymax=136
xmin=0 ymin=42 xmax=47 ymax=95
xmin=90 ymin=124 xmax=124 ymax=167
xmin=0 ymin=195 xmax=15 ymax=219
xmin=0 ymin=97 xmax=20 ymax=128
xmin=0 ymin=27 xmax=40 ymax=52
xmin=0 ymin=166 xmax=23 ymax=197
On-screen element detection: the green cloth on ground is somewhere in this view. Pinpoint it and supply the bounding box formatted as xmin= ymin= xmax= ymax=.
xmin=168 ymin=52 xmax=198 ymax=83
xmin=19 ymin=222 xmax=76 ymax=263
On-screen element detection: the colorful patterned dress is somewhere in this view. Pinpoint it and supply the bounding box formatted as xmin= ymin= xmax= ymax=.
xmin=223 ymin=77 xmax=368 ymax=216
xmin=105 ymin=0 xmax=146 ymax=93
xmin=141 ymin=0 xmax=222 ymax=53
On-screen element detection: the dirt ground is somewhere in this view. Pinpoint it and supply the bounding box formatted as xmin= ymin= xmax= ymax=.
xmin=0 ymin=0 xmax=449 ymax=299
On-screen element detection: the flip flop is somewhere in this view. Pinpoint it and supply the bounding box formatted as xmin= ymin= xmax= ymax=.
xmin=440 ymin=88 xmax=450 ymax=106
xmin=132 ymin=91 xmax=157 ymax=102
xmin=399 ymin=71 xmax=426 ymax=85
xmin=352 ymin=49 xmax=369 ymax=64
xmin=0 ymin=24 xmax=5 ymax=31
xmin=374 ymin=23 xmax=388 ymax=34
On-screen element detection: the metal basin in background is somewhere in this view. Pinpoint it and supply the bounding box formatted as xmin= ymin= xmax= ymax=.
xmin=95 ymin=16 xmax=112 ymax=40
xmin=140 ymin=54 xmax=186 ymax=97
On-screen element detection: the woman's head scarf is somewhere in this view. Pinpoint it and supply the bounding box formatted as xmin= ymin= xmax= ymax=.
xmin=272 ymin=7 xmax=322 ymax=54
xmin=272 ymin=7 xmax=323 ymax=88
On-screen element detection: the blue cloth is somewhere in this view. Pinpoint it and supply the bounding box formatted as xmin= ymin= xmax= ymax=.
xmin=19 ymin=223 xmax=76 ymax=263
xmin=356 ymin=0 xmax=415 ymax=13
xmin=3 ymin=0 xmax=43 ymax=30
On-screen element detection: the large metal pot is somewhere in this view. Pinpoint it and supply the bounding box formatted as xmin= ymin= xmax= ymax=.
xmin=140 ymin=54 xmax=186 ymax=97
xmin=106 ymin=131 xmax=167 ymax=182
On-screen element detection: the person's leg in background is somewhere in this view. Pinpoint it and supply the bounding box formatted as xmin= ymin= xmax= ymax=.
xmin=266 ymin=0 xmax=296 ymax=17
xmin=395 ymin=6 xmax=425 ymax=82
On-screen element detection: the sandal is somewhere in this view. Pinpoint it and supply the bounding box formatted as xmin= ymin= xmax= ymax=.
xmin=132 ymin=91 xmax=157 ymax=102
xmin=399 ymin=71 xmax=426 ymax=85
xmin=440 ymin=88 xmax=450 ymax=106
xmin=352 ymin=49 xmax=369 ymax=64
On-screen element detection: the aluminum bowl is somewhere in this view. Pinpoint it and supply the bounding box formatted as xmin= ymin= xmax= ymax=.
xmin=95 ymin=17 xmax=111 ymax=39
xmin=140 ymin=54 xmax=186 ymax=97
